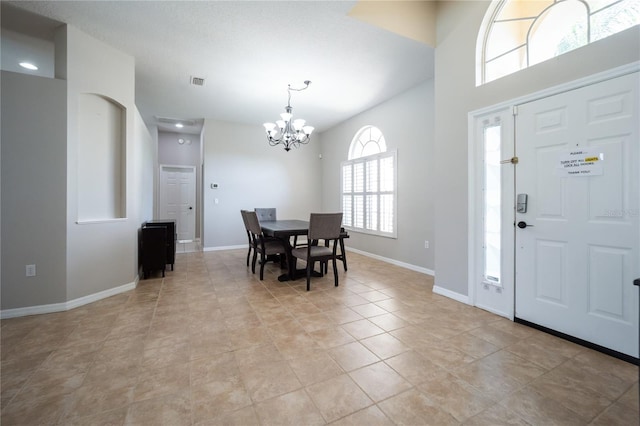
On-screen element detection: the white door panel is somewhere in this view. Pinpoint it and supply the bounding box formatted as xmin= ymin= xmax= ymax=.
xmin=160 ymin=166 xmax=196 ymax=241
xmin=515 ymin=73 xmax=639 ymax=357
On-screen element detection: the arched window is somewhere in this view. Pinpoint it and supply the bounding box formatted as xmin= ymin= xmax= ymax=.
xmin=341 ymin=126 xmax=397 ymax=237
xmin=477 ymin=0 xmax=640 ymax=85
xmin=348 ymin=125 xmax=387 ymax=160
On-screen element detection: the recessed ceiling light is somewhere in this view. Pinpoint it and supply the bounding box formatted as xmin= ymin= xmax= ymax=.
xmin=19 ymin=62 xmax=38 ymax=70
xmin=175 ymin=123 xmax=184 ymax=128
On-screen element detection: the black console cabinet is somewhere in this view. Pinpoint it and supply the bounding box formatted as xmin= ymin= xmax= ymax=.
xmin=141 ymin=226 xmax=167 ymax=278
xmin=141 ymin=219 xmax=177 ymax=278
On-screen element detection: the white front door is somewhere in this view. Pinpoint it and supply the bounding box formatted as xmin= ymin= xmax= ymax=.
xmin=159 ymin=165 xmax=196 ymax=241
xmin=515 ymin=73 xmax=639 ymax=357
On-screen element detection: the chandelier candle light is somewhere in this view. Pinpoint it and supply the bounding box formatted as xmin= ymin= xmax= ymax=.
xmin=264 ymin=80 xmax=314 ymax=151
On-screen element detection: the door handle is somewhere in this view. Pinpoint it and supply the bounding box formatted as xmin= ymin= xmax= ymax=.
xmin=500 ymin=157 xmax=519 ymax=164
xmin=189 ymin=206 xmax=193 ymax=210
xmin=517 ymin=221 xmax=534 ymax=229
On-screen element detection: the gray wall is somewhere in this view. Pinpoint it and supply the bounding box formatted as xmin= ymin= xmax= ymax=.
xmin=158 ymin=131 xmax=202 ymax=166
xmin=434 ymin=1 xmax=640 ymax=296
xmin=1 ymin=28 xmax=55 ymax=77
xmin=134 ymin=109 xmax=155 ymax=225
xmin=5 ymin=2 xmax=637 ymax=312
xmin=321 ymin=80 xmax=435 ymax=271
xmin=1 ymin=71 xmax=68 ymax=308
xmin=202 ymin=120 xmax=322 ymax=249
xmin=0 ymin=25 xmax=155 ymax=311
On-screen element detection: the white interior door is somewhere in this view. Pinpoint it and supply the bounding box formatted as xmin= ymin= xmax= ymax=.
xmin=515 ymin=73 xmax=639 ymax=357
xmin=159 ymin=165 xmax=196 ymax=241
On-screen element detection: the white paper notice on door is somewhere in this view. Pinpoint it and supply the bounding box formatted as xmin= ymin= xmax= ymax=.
xmin=556 ymin=149 xmax=604 ymax=177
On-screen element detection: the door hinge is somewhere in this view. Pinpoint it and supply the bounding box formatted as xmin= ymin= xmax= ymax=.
xmin=500 ymin=156 xmax=519 ymax=165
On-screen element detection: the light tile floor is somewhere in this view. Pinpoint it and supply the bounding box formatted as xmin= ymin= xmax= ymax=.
xmin=1 ymin=250 xmax=638 ymax=425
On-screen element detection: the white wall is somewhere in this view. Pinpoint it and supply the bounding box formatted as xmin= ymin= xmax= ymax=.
xmin=63 ymin=25 xmax=139 ymax=299
xmin=1 ymin=71 xmax=68 ymax=309
xmin=61 ymin=25 xmax=154 ymax=300
xmin=434 ymin=1 xmax=640 ymax=297
xmin=321 ymin=80 xmax=435 ymax=272
xmin=202 ymin=120 xmax=322 ymax=249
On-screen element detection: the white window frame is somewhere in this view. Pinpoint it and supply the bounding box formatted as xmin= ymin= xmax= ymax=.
xmin=468 ymin=106 xmax=515 ymax=319
xmin=482 ymin=120 xmax=503 ymax=288
xmin=477 ymin=0 xmax=640 ymax=85
xmin=341 ymin=150 xmax=397 ymax=238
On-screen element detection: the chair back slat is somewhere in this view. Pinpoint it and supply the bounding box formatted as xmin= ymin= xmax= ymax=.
xmin=308 ymin=213 xmax=343 ymax=240
xmin=240 ymin=210 xmax=251 ymax=231
xmin=245 ymin=210 xmax=263 ymax=235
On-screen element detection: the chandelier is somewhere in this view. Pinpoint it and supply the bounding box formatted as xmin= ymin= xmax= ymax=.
xmin=263 ymin=81 xmax=314 ymax=151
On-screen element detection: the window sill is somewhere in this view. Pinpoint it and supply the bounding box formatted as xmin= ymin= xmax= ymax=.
xmin=344 ymin=227 xmax=397 ymax=239
xmin=76 ymin=218 xmax=127 ymax=225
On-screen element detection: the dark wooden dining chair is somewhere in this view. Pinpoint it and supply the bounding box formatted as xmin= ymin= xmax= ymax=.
xmin=255 ymin=207 xmax=300 ymax=247
xmin=323 ymin=227 xmax=349 ymax=273
xmin=240 ymin=210 xmax=254 ymax=267
xmin=254 ymin=208 xmax=284 ymax=261
xmin=245 ymin=210 xmax=286 ymax=280
xmin=291 ymin=213 xmax=343 ymax=291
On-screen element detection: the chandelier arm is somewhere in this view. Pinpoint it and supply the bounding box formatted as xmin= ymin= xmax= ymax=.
xmin=288 ymin=81 xmax=311 ymax=92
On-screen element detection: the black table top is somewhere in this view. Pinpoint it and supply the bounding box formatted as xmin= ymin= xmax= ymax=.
xmin=260 ymin=220 xmax=309 ymax=237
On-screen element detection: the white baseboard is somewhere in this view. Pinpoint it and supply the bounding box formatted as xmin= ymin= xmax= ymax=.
xmin=201 ymin=244 xmax=436 ymax=276
xmin=345 ymin=247 xmax=435 ymax=276
xmin=433 ymin=285 xmax=470 ymax=305
xmin=350 ymin=249 xmax=480 ymax=310
xmin=0 ymin=247 xmax=471 ymax=319
xmin=203 ymin=244 xmax=246 ymax=252
xmin=0 ymin=279 xmax=138 ymax=319
xmin=474 ymin=302 xmax=511 ymax=319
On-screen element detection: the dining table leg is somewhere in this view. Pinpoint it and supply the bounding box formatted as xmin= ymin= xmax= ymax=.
xmin=277 ymin=239 xmax=323 ymax=282
xmin=277 ymin=238 xmax=296 ymax=282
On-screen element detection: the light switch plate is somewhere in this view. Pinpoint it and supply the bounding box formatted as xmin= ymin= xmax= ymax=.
xmin=26 ymin=264 xmax=36 ymax=277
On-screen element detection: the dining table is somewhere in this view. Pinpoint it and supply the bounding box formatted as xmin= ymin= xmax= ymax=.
xmin=260 ymin=219 xmax=310 ymax=281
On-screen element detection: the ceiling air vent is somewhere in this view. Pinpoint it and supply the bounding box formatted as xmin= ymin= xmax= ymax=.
xmin=190 ymin=76 xmax=205 ymax=86
xmin=155 ymin=116 xmax=196 ymax=127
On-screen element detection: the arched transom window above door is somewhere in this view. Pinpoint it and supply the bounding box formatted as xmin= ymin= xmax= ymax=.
xmin=477 ymin=0 xmax=640 ymax=85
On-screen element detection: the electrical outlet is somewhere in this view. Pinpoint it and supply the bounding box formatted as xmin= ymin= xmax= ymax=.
xmin=424 ymin=240 xmax=429 ymax=249
xmin=26 ymin=264 xmax=36 ymax=277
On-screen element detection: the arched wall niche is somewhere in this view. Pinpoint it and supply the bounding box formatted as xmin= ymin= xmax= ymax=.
xmin=77 ymin=93 xmax=126 ymax=222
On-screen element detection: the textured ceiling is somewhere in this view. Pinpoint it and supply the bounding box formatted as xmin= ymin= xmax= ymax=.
xmin=3 ymin=1 xmax=434 ymax=135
